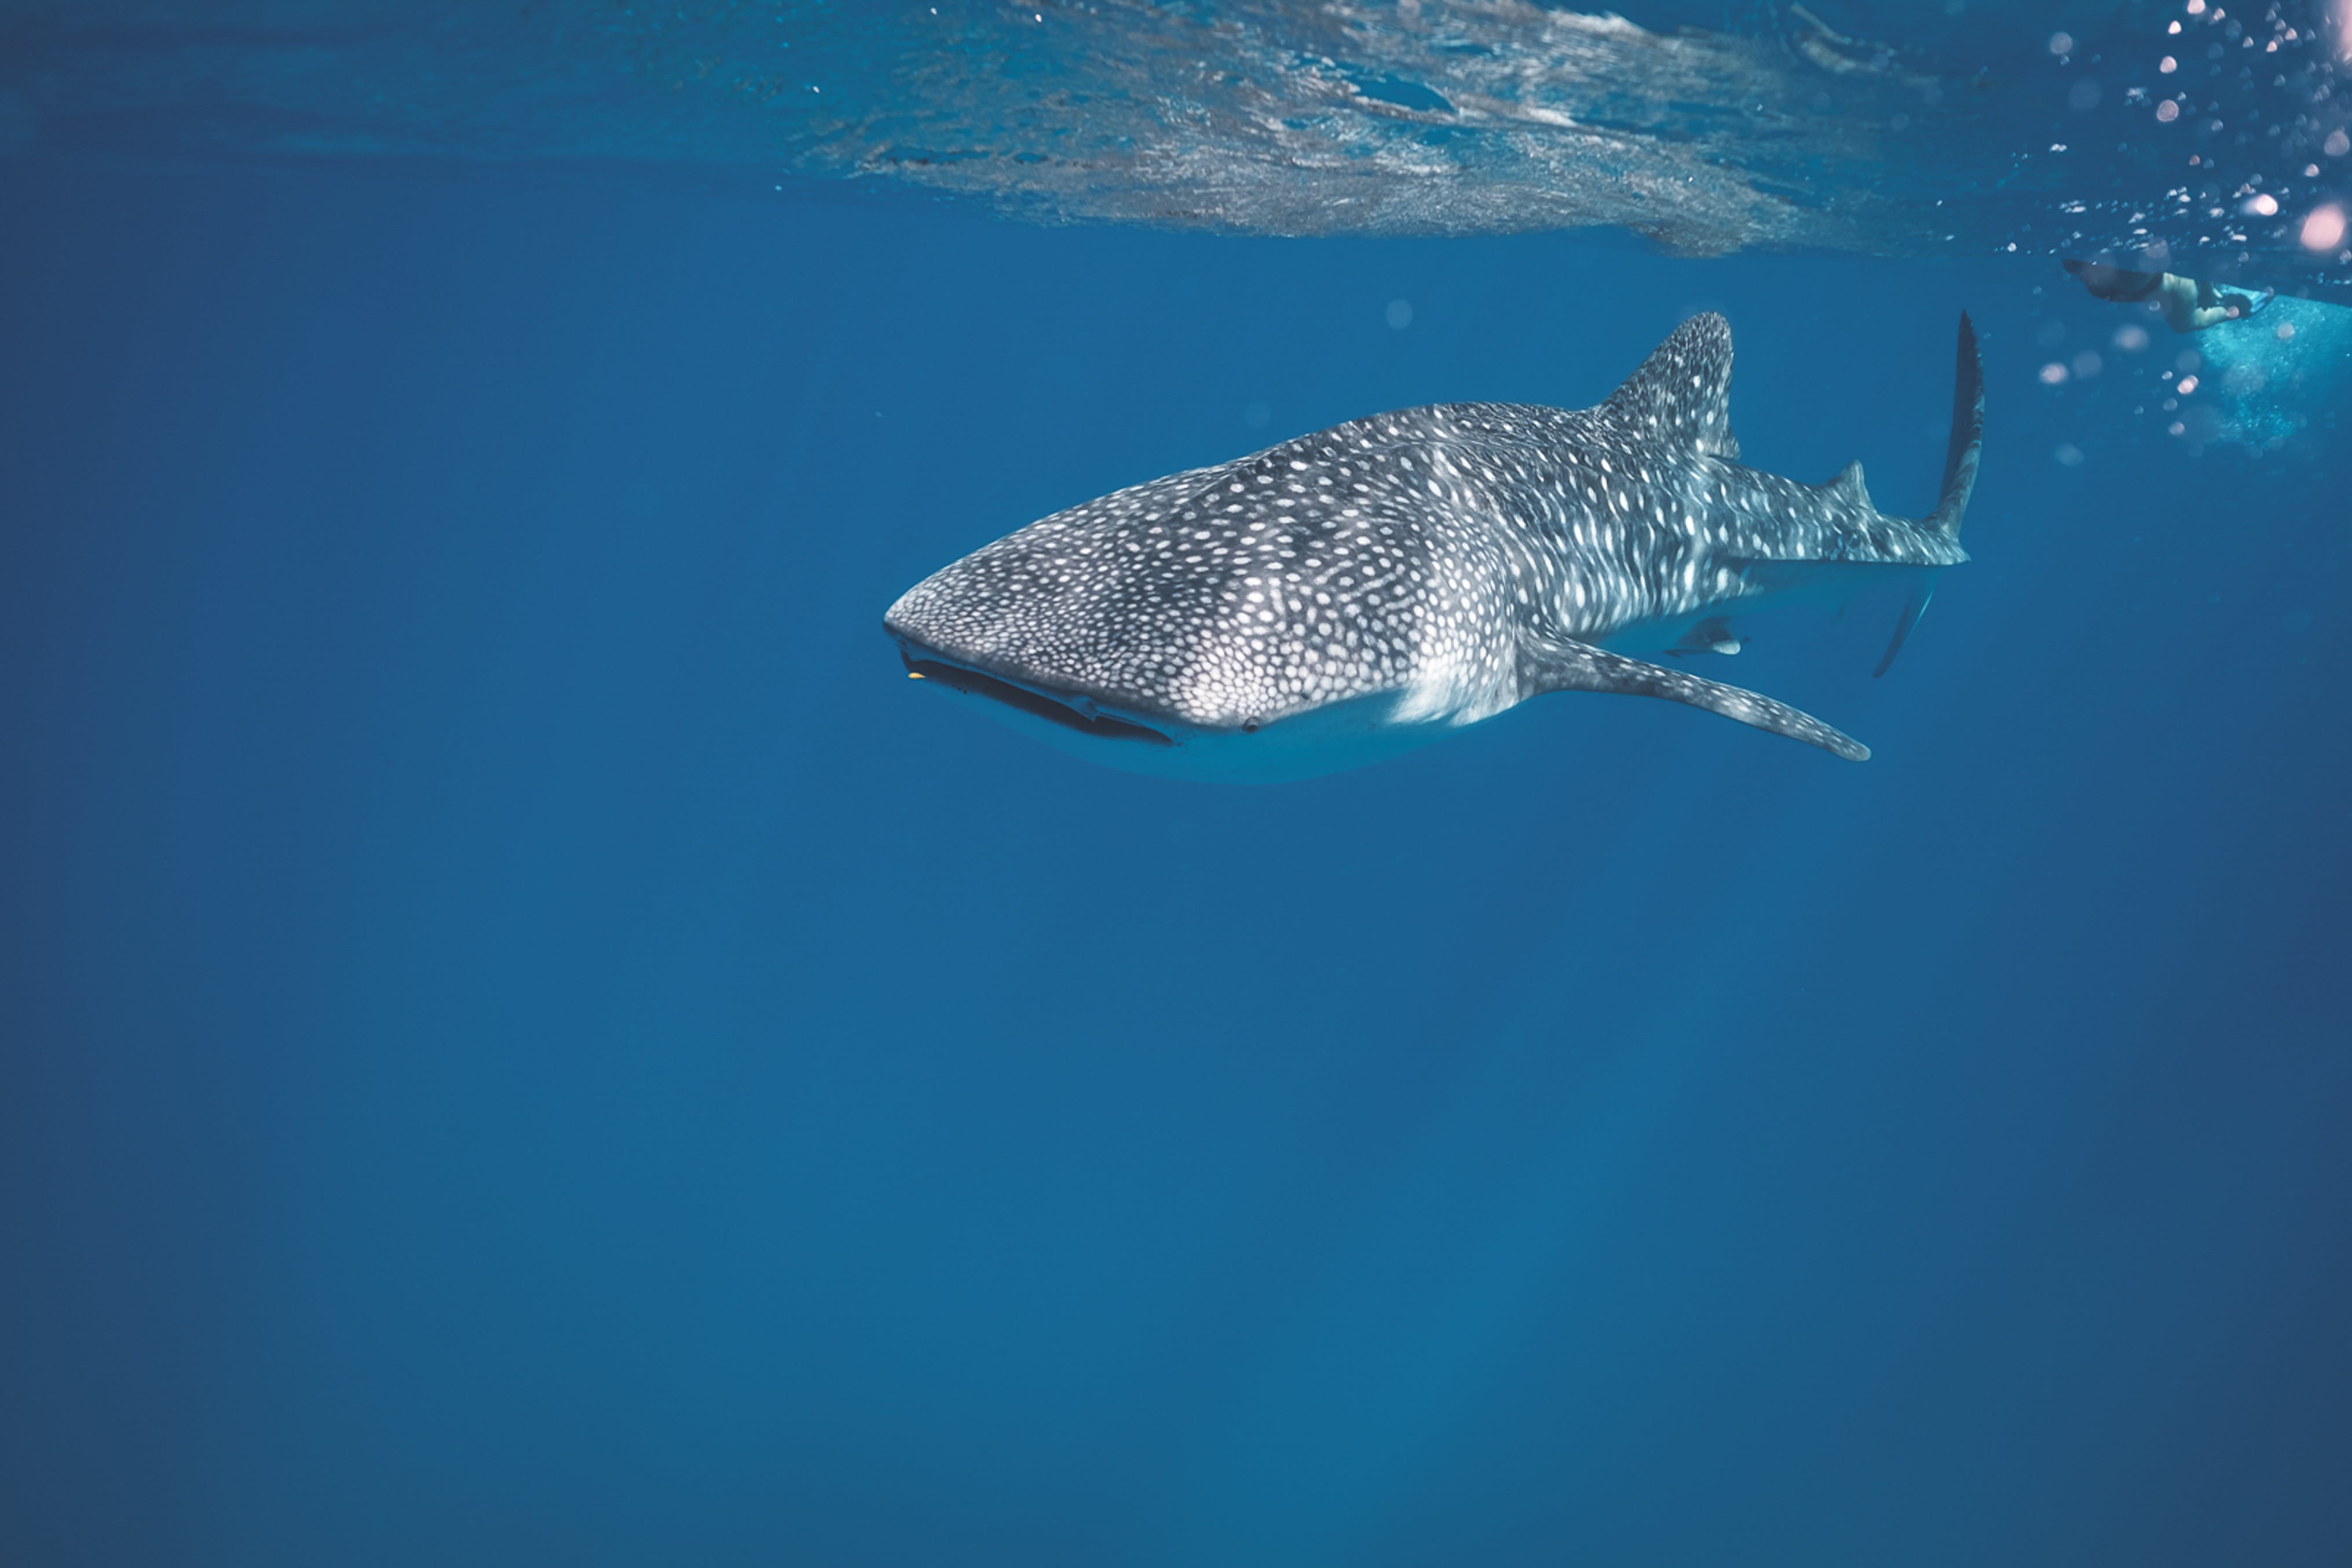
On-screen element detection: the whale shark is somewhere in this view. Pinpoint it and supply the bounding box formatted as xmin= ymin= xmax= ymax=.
xmin=885 ymin=312 xmax=1982 ymax=781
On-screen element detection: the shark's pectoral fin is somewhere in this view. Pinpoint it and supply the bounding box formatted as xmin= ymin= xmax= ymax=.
xmin=1520 ymin=634 xmax=1868 ymax=761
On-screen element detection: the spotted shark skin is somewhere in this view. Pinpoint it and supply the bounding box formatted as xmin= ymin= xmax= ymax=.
xmin=886 ymin=312 xmax=1982 ymax=780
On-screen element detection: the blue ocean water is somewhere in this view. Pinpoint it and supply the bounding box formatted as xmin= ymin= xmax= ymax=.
xmin=3 ymin=6 xmax=2352 ymax=1566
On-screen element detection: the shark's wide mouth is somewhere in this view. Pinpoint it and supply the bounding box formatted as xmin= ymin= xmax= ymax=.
xmin=897 ymin=647 xmax=1174 ymax=746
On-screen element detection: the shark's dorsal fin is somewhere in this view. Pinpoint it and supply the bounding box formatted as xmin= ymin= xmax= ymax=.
xmin=1828 ymin=459 xmax=1871 ymax=508
xmin=1602 ymin=313 xmax=1739 ymax=459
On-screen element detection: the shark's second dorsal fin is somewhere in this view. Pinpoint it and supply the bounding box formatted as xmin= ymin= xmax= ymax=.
xmin=1602 ymin=313 xmax=1738 ymax=459
xmin=1828 ymin=459 xmax=1871 ymax=508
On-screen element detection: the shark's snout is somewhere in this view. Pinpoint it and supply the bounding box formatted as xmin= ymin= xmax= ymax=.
xmin=883 ymin=538 xmax=1215 ymax=724
xmin=886 ymin=569 xmax=1180 ymax=747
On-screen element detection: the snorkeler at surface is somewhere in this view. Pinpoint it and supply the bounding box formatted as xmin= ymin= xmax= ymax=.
xmin=2063 ymin=258 xmax=2274 ymax=334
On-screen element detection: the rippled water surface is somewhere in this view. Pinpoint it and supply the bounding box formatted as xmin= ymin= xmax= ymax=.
xmin=6 ymin=2 xmax=2351 ymax=287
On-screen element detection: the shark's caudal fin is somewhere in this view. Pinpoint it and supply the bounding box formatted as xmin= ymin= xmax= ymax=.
xmin=1603 ymin=313 xmax=1742 ymax=459
xmin=1873 ymin=310 xmax=1984 ymax=679
xmin=1521 ymin=632 xmax=1868 ymax=762
xmin=1927 ymin=310 xmax=1984 ymax=541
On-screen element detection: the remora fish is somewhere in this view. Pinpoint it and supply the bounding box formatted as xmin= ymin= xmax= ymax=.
xmin=885 ymin=312 xmax=1982 ymax=779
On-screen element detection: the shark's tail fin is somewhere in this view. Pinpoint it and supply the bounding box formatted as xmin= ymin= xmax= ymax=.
xmin=1873 ymin=312 xmax=1982 ymax=679
xmin=1927 ymin=310 xmax=1983 ymax=540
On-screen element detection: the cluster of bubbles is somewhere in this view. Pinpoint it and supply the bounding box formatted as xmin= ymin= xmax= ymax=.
xmin=2028 ymin=0 xmax=2350 ymax=292
xmin=2020 ymin=3 xmax=2351 ymax=460
xmin=2174 ymin=294 xmax=2349 ymax=447
xmin=2030 ymin=285 xmax=2346 ymax=460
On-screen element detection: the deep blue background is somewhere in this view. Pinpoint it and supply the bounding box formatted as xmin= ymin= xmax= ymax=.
xmin=3 ymin=156 xmax=2349 ymax=1567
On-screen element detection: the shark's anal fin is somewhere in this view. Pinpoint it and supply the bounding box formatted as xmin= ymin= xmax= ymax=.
xmin=1521 ymin=633 xmax=1868 ymax=761
xmin=1666 ymin=615 xmax=1744 ymax=658
xmin=1872 ymin=580 xmax=1934 ymax=679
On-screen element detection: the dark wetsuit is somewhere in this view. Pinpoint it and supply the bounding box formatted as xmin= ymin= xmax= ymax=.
xmin=2064 ymin=258 xmax=2164 ymax=303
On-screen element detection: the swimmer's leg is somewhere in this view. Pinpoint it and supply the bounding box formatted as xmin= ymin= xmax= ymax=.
xmin=2156 ymin=274 xmax=2205 ymax=333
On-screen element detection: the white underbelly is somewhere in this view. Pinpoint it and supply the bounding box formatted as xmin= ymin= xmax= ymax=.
xmin=918 ymin=676 xmax=1473 ymax=782
xmin=1591 ymin=562 xmax=1933 ymax=660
